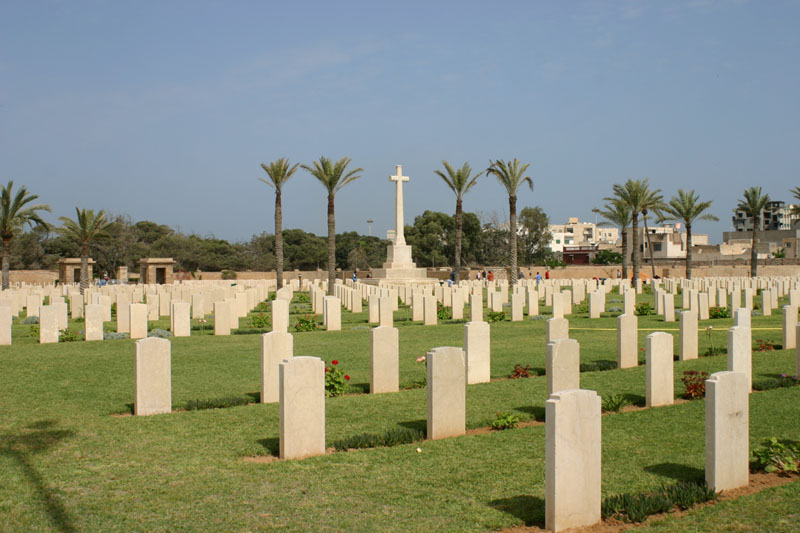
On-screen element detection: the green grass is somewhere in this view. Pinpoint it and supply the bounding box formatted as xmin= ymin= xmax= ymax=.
xmin=0 ymin=289 xmax=798 ymax=531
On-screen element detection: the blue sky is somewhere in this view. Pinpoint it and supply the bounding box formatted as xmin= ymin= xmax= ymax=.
xmin=1 ymin=0 xmax=798 ymax=244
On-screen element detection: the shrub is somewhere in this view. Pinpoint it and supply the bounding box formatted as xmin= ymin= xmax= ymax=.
xmin=185 ymin=396 xmax=250 ymax=411
xmin=751 ymin=437 xmax=800 ymax=475
xmin=602 ymin=394 xmax=629 ymax=413
xmin=29 ymin=324 xmax=39 ymax=337
xmin=232 ymin=328 xmax=269 ymax=335
xmin=580 ymin=360 xmax=617 ymax=372
xmin=491 ymin=412 xmax=520 ymax=430
xmin=294 ymin=292 xmax=310 ymax=303
xmin=702 ymin=346 xmax=726 ymax=357
xmin=753 ymin=374 xmax=800 ymax=391
xmin=253 ymin=301 xmax=270 ymax=313
xmin=436 ymin=303 xmax=452 ymax=320
xmin=602 ymin=481 xmax=716 ymax=523
xmin=331 ymin=427 xmax=424 ymax=451
xmin=708 ymin=306 xmax=730 ymax=319
xmin=103 ymin=331 xmax=130 ymax=340
xmin=681 ymin=370 xmax=709 ymax=399
xmin=573 ymin=303 xmax=589 ymax=314
xmin=753 ymin=338 xmax=777 ymax=352
xmin=487 ymin=311 xmax=506 ymax=323
xmin=250 ymin=313 xmax=270 ymax=329
xmin=22 ymin=316 xmax=39 ymax=324
xmin=325 ymin=360 xmax=350 ymax=397
xmin=148 ymin=328 xmax=173 ymax=338
xmin=59 ymin=329 xmax=78 ymax=342
xmin=635 ymin=302 xmax=654 ymax=316
xmin=509 ymin=364 xmax=532 ymax=379
xmin=221 ymin=270 xmax=237 ymax=280
xmin=294 ymin=314 xmax=318 ymax=332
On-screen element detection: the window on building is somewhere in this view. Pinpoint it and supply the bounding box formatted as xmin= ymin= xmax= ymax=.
xmin=653 ymin=243 xmax=662 ymax=252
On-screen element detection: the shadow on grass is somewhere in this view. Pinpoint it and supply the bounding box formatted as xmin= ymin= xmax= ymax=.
xmin=257 ymin=437 xmax=280 ymax=456
xmin=399 ymin=419 xmax=427 ymax=435
xmin=246 ymin=392 xmax=260 ymax=403
xmin=489 ymin=495 xmax=545 ymax=527
xmin=0 ymin=420 xmax=77 ymax=532
xmin=512 ymin=406 xmax=545 ymax=422
xmin=348 ymin=382 xmax=370 ymax=394
xmin=623 ymin=393 xmax=646 ymax=407
xmin=644 ymin=462 xmax=705 ymax=482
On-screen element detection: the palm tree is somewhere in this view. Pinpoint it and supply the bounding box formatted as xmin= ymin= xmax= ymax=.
xmin=301 ymin=157 xmax=363 ymax=295
xmin=434 ymin=161 xmax=481 ymax=280
xmin=486 ymin=158 xmax=533 ymax=286
xmin=260 ymin=158 xmax=299 ymax=291
xmin=658 ymin=189 xmax=719 ymax=279
xmin=605 ymin=178 xmax=663 ymax=285
xmin=596 ymin=199 xmax=632 ymax=279
xmin=0 ymin=181 xmax=51 ymax=290
xmin=737 ymin=187 xmax=771 ymax=278
xmin=58 ymin=208 xmax=111 ymax=293
xmin=790 ymin=187 xmax=800 ymax=218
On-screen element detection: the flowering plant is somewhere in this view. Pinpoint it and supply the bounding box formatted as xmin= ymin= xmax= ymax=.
xmin=324 ymin=359 xmax=350 ymax=397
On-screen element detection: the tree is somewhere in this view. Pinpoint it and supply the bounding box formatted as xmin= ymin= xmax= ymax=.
xmin=486 ymin=159 xmax=533 ymax=285
xmin=433 ymin=161 xmax=481 ymax=279
xmin=592 ymin=250 xmax=622 ymax=265
xmin=605 ymin=179 xmax=663 ymax=285
xmin=0 ymin=181 xmax=51 ymax=289
xmin=517 ymin=206 xmax=553 ymax=265
xmin=657 ymin=189 xmax=718 ymax=279
xmin=737 ymin=187 xmax=771 ymax=278
xmin=301 ymin=157 xmax=363 ymax=294
xmin=260 ymin=158 xmax=299 ymax=290
xmin=404 ymin=211 xmax=452 ymax=267
xmin=57 ymin=208 xmax=110 ymax=293
xmin=791 ymin=187 xmax=800 ymax=217
xmin=595 ymin=199 xmax=632 ymax=279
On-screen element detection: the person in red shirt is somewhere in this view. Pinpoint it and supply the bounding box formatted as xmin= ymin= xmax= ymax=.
xmin=545 ymin=269 xmax=550 ymax=280
xmin=487 ymin=270 xmax=494 ymax=282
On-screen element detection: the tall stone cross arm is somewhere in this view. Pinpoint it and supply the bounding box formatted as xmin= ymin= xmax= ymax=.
xmin=390 ymin=165 xmax=410 ymax=245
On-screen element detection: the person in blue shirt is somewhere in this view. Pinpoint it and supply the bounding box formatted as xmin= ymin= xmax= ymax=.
xmin=535 ymin=271 xmax=542 ymax=285
xmin=352 ymin=271 xmax=357 ymax=282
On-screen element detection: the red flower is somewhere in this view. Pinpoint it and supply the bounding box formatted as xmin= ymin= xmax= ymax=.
xmin=325 ymin=368 xmax=329 ymax=373
xmin=332 ymin=360 xmax=339 ymax=365
xmin=344 ymin=375 xmax=350 ymax=380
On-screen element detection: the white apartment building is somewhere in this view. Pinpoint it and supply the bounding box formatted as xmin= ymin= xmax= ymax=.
xmin=549 ymin=217 xmax=619 ymax=253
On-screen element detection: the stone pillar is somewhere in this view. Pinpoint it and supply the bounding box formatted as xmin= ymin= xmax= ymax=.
xmin=214 ymin=301 xmax=231 ymax=336
xmin=552 ymin=291 xmax=565 ymax=319
xmin=426 ymin=346 xmax=466 ymax=440
xmin=662 ymin=293 xmax=675 ymax=322
xmin=734 ymin=308 xmax=751 ymax=329
xmin=646 ymin=332 xmax=674 ymax=407
xmin=129 ymin=304 xmax=148 ymax=339
xmin=705 ymin=371 xmax=749 ymax=492
xmin=546 ymin=339 xmax=580 ymax=396
xmin=510 ymin=293 xmax=524 ymax=321
xmin=323 ymin=296 xmax=341 ymax=331
xmin=617 ymin=314 xmax=638 ymax=368
xmin=369 ymin=295 xmax=381 ymax=323
xmin=279 ymin=356 xmax=325 ymax=460
xmin=378 ymin=296 xmax=393 ymax=327
xmin=146 ymin=294 xmax=160 ymax=321
xmin=272 ymin=299 xmax=290 ymax=333
xmin=116 ymin=293 xmax=131 ymax=333
xmin=261 ymin=331 xmax=293 ymax=403
xmin=352 ymin=292 xmax=362 ymax=313
xmin=37 ymin=305 xmax=57 ymax=344
xmin=698 ymin=292 xmax=710 ymax=320
xmin=134 ymin=337 xmax=171 ymax=416
xmin=545 ymin=389 xmax=601 ymax=533
xmin=546 ymin=317 xmax=569 ymax=344
xmin=797 ymin=324 xmax=800 ymax=378
xmin=171 ymin=302 xmax=190 ymax=337
xmin=370 ymin=326 xmax=399 ymax=394
xmin=423 ymin=295 xmax=437 ymax=326
xmin=85 ymin=304 xmax=104 ymax=341
xmin=783 ymin=306 xmax=797 ymax=350
xmin=464 ymin=321 xmax=490 ymax=384
xmin=0 ymin=304 xmax=11 ymax=345
xmin=623 ymin=288 xmax=636 ymax=315
xmin=679 ymin=310 xmax=698 ymax=361
xmin=727 ymin=326 xmax=752 ymax=393
xmin=588 ymin=291 xmax=604 ymax=319
xmin=470 ymin=293 xmax=483 ymax=322
xmin=761 ymin=291 xmax=771 ymax=316
xmin=528 ymin=289 xmax=539 ymax=317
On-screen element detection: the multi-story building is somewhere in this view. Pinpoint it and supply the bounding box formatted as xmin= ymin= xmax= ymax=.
xmin=549 ymin=217 xmax=619 ymax=253
xmin=732 ymin=200 xmax=799 ymax=232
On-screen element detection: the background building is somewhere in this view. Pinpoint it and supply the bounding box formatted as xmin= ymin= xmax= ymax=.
xmin=732 ymin=200 xmax=799 ymax=232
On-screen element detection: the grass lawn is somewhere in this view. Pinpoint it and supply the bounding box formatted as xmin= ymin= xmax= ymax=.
xmin=1 ymin=288 xmax=798 ymax=531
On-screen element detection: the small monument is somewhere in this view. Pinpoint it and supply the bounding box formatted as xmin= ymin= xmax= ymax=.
xmin=370 ymin=165 xmax=429 ymax=281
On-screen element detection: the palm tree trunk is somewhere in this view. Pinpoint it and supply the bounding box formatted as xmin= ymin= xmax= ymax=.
xmin=643 ymin=213 xmax=656 ymax=279
xmin=685 ymin=224 xmax=693 ymax=280
xmin=751 ymin=216 xmax=759 ymax=278
xmin=1 ymin=238 xmax=9 ymax=290
xmin=509 ymin=194 xmax=517 ymax=286
xmin=455 ymin=198 xmax=463 ymax=281
xmin=327 ymin=193 xmax=336 ymax=295
xmin=631 ymin=213 xmax=640 ymax=285
xmin=621 ymin=226 xmax=629 ymax=279
xmin=80 ymin=244 xmax=89 ymax=294
xmin=275 ymin=189 xmax=283 ymax=290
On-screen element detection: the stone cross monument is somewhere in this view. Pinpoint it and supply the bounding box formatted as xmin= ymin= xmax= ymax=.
xmin=370 ymin=165 xmax=429 ymax=282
